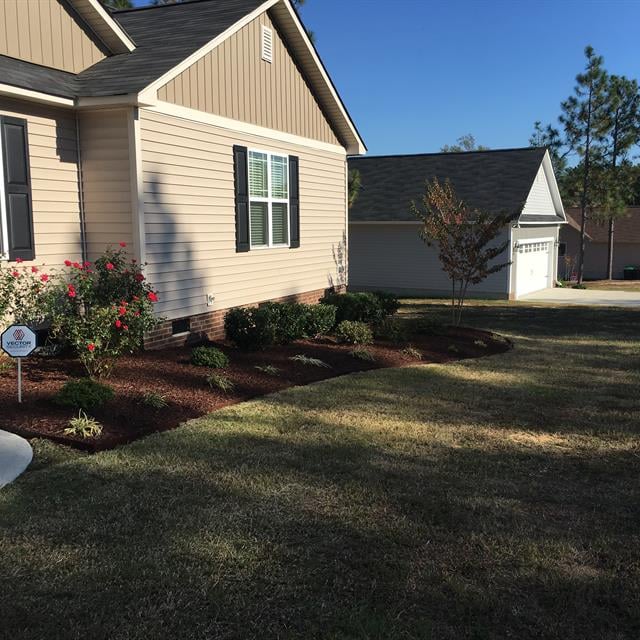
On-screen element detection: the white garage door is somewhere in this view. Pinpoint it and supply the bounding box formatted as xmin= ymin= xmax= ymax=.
xmin=515 ymin=240 xmax=551 ymax=297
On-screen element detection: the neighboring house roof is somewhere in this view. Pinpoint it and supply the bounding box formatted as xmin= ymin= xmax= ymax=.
xmin=564 ymin=207 xmax=640 ymax=244
xmin=349 ymin=147 xmax=563 ymax=223
xmin=0 ymin=0 xmax=365 ymax=153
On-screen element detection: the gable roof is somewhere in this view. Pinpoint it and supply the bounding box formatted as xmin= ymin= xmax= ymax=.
xmin=564 ymin=207 xmax=640 ymax=244
xmin=0 ymin=0 xmax=364 ymax=153
xmin=349 ymin=147 xmax=563 ymax=223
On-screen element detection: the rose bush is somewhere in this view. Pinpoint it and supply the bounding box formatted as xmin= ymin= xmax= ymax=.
xmin=48 ymin=245 xmax=159 ymax=378
xmin=0 ymin=258 xmax=52 ymax=329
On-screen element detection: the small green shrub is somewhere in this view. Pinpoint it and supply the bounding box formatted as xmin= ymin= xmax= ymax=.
xmin=572 ymin=283 xmax=587 ymax=290
xmin=224 ymin=306 xmax=278 ymax=350
xmin=374 ymin=317 xmax=409 ymax=343
xmin=401 ymin=346 xmax=422 ymax=360
xmin=207 ymin=372 xmax=235 ymax=393
xmin=266 ymin=302 xmax=308 ymax=343
xmin=254 ymin=364 xmax=281 ymax=376
xmin=349 ymin=347 xmax=376 ymax=362
xmin=64 ymin=410 xmax=103 ymax=439
xmin=414 ymin=317 xmax=446 ymax=336
xmin=320 ymin=292 xmax=386 ymax=325
xmin=289 ymin=354 xmax=331 ymax=368
xmin=474 ymin=339 xmax=487 ymax=348
xmin=190 ymin=346 xmax=229 ymax=368
xmin=304 ymin=303 xmax=336 ymax=337
xmin=140 ymin=391 xmax=168 ymax=409
xmin=372 ymin=290 xmax=400 ymax=316
xmin=335 ymin=320 xmax=373 ymax=345
xmin=54 ymin=378 xmax=114 ymax=411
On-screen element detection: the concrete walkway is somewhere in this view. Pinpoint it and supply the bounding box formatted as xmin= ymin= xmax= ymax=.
xmin=521 ymin=287 xmax=640 ymax=307
xmin=0 ymin=430 xmax=32 ymax=488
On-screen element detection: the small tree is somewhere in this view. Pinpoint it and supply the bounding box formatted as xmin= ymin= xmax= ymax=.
xmin=411 ymin=179 xmax=514 ymax=325
xmin=348 ymin=169 xmax=361 ymax=208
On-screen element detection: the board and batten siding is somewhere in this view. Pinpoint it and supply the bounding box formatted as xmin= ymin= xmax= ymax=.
xmin=348 ymin=223 xmax=511 ymax=298
xmin=157 ymin=10 xmax=340 ymax=147
xmin=521 ymin=163 xmax=557 ymax=217
xmin=139 ymin=108 xmax=347 ymax=320
xmin=0 ymin=0 xmax=106 ymax=73
xmin=0 ymin=97 xmax=82 ymax=266
xmin=79 ymin=108 xmax=133 ymax=260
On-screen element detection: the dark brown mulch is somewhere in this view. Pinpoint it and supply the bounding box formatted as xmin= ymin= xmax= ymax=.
xmin=0 ymin=327 xmax=511 ymax=452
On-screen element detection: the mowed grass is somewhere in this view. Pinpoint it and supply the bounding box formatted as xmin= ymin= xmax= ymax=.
xmin=582 ymin=279 xmax=640 ymax=292
xmin=1 ymin=301 xmax=640 ymax=639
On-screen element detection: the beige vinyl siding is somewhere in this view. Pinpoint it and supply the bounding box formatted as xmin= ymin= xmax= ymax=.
xmin=0 ymin=0 xmax=106 ymax=73
xmin=348 ymin=223 xmax=511 ymax=298
xmin=0 ymin=97 xmax=81 ymax=266
xmin=139 ymin=108 xmax=346 ymax=319
xmin=157 ymin=11 xmax=340 ymax=146
xmin=79 ymin=108 xmax=133 ymax=260
xmin=522 ymin=164 xmax=557 ymax=217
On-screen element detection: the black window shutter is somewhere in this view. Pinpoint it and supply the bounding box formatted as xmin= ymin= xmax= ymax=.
xmin=233 ymin=145 xmax=250 ymax=252
xmin=289 ymin=155 xmax=300 ymax=248
xmin=1 ymin=116 xmax=34 ymax=261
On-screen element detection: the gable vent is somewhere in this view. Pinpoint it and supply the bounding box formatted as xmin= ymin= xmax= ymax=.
xmin=261 ymin=25 xmax=273 ymax=63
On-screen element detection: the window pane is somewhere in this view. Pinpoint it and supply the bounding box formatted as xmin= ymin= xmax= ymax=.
xmin=250 ymin=201 xmax=268 ymax=246
xmin=271 ymin=202 xmax=288 ymax=245
xmin=270 ymin=155 xmax=288 ymax=199
xmin=249 ymin=151 xmax=268 ymax=198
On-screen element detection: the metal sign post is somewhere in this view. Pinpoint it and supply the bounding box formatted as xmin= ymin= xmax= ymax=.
xmin=1 ymin=325 xmax=37 ymax=404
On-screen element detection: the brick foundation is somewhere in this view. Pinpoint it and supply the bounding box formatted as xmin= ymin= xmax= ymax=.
xmin=144 ymin=286 xmax=345 ymax=350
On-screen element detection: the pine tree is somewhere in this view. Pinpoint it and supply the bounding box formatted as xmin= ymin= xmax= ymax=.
xmin=529 ymin=121 xmax=569 ymax=177
xmin=560 ymin=46 xmax=609 ymax=283
xmin=598 ymin=75 xmax=640 ymax=279
xmin=102 ymin=0 xmax=133 ymax=8
xmin=440 ymin=134 xmax=489 ymax=153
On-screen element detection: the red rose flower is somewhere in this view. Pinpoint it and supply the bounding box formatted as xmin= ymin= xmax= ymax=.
xmin=134 ymin=311 xmax=140 ymax=317
xmin=147 ymin=292 xmax=158 ymax=303
xmin=64 ymin=260 xmax=72 ymax=267
xmin=40 ymin=273 xmax=49 ymax=282
xmin=31 ymin=266 xmax=39 ymax=273
xmin=67 ymin=284 xmax=76 ymax=298
xmin=72 ymin=262 xmax=80 ymax=269
xmin=123 ymin=325 xmax=129 ymax=331
xmin=83 ymin=261 xmax=91 ymax=268
xmin=119 ymin=241 xmax=127 ymax=247
xmin=87 ymin=343 xmax=95 ymax=352
xmin=135 ymin=273 xmax=145 ymax=282
xmin=118 ymin=306 xmax=126 ymax=316
xmin=11 ymin=270 xmax=20 ymax=277
xmin=132 ymin=295 xmax=139 ymax=302
xmin=15 ymin=257 xmax=24 ymax=263
xmin=105 ymin=262 xmax=115 ymax=271
xmin=115 ymin=319 xmax=122 ymax=328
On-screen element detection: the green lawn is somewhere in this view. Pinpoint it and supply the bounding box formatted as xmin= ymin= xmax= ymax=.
xmin=1 ymin=301 xmax=639 ymax=639
xmin=582 ymin=279 xmax=640 ymax=292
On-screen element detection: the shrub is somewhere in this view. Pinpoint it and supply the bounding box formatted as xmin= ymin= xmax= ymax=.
xmin=266 ymin=302 xmax=308 ymax=343
xmin=190 ymin=346 xmax=229 ymax=368
xmin=255 ymin=364 xmax=281 ymax=376
xmin=335 ymin=320 xmax=373 ymax=345
xmin=140 ymin=391 xmax=168 ymax=409
xmin=0 ymin=261 xmax=53 ymax=329
xmin=64 ymin=410 xmax=103 ymax=439
xmin=320 ymin=292 xmax=386 ymax=325
xmin=289 ymin=354 xmax=331 ymax=368
xmin=572 ymin=283 xmax=587 ymax=290
xmin=207 ymin=372 xmax=235 ymax=393
xmin=47 ymin=245 xmax=159 ymax=378
xmin=224 ymin=306 xmax=278 ymax=350
xmin=303 ymin=303 xmax=336 ymax=337
xmin=372 ymin=291 xmax=400 ymax=316
xmin=349 ymin=347 xmax=376 ymax=362
xmin=401 ymin=346 xmax=422 ymax=360
xmin=374 ymin=317 xmax=409 ymax=343
xmin=414 ymin=317 xmax=446 ymax=336
xmin=54 ymin=378 xmax=114 ymax=411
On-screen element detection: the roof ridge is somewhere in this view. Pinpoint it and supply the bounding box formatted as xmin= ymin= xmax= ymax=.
xmin=351 ymin=147 xmax=546 ymax=160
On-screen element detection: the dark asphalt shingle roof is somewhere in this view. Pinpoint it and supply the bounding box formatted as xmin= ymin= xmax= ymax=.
xmin=349 ymin=147 xmax=558 ymax=223
xmin=565 ymin=206 xmax=640 ymax=244
xmin=0 ymin=0 xmax=264 ymax=99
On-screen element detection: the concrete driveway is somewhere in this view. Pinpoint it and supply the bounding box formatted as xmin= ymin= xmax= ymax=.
xmin=0 ymin=430 xmax=32 ymax=488
xmin=521 ymin=287 xmax=640 ymax=307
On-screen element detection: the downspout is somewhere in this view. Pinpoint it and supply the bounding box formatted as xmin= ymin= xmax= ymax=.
xmin=75 ymin=112 xmax=88 ymax=263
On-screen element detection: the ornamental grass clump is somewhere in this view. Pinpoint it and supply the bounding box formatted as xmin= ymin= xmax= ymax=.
xmin=64 ymin=410 xmax=103 ymax=439
xmin=47 ymin=244 xmax=159 ymax=378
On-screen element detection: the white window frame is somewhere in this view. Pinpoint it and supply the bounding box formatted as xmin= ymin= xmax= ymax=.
xmin=0 ymin=125 xmax=8 ymax=260
xmin=248 ymin=149 xmax=290 ymax=249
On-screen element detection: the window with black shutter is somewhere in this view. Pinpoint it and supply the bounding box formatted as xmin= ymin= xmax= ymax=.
xmin=0 ymin=116 xmax=35 ymax=262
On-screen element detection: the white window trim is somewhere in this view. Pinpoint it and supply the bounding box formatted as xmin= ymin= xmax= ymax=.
xmin=249 ymin=149 xmax=290 ymax=249
xmin=0 ymin=125 xmax=8 ymax=261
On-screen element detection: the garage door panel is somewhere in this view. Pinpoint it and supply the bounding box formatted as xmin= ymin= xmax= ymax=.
xmin=515 ymin=240 xmax=551 ymax=297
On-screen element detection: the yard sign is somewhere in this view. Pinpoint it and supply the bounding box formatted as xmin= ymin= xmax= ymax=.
xmin=1 ymin=324 xmax=37 ymax=403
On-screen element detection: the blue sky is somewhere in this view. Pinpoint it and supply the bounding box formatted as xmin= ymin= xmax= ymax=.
xmin=131 ymin=0 xmax=640 ymax=156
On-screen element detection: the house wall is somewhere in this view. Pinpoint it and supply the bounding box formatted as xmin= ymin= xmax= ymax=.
xmin=0 ymin=0 xmax=107 ymax=73
xmin=139 ymin=108 xmax=347 ymax=323
xmin=559 ymin=227 xmax=640 ymax=279
xmin=157 ymin=10 xmax=340 ymax=146
xmin=348 ymin=223 xmax=511 ymax=298
xmin=0 ymin=97 xmax=82 ymax=266
xmin=78 ymin=108 xmax=134 ymax=260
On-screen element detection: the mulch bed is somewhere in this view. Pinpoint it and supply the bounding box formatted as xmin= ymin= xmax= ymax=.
xmin=0 ymin=327 xmax=511 ymax=452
